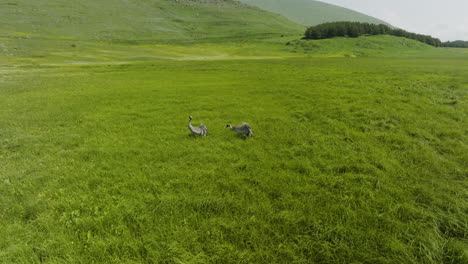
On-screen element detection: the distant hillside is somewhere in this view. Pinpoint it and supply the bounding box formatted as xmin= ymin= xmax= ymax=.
xmin=287 ymin=35 xmax=434 ymax=57
xmin=0 ymin=0 xmax=303 ymax=43
xmin=238 ymin=0 xmax=390 ymax=26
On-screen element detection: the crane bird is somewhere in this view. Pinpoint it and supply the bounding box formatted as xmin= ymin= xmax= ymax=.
xmin=226 ymin=122 xmax=253 ymax=137
xmin=188 ymin=116 xmax=207 ymax=136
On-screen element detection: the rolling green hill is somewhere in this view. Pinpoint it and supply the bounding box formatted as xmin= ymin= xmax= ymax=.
xmin=287 ymin=35 xmax=435 ymax=57
xmin=238 ymin=0 xmax=390 ymax=26
xmin=0 ymin=0 xmax=303 ymax=48
xmin=2 ymin=0 xmax=456 ymax=64
xmin=1 ymin=0 xmax=307 ymax=62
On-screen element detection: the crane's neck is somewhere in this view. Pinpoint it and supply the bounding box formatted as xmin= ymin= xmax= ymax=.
xmin=188 ymin=119 xmax=193 ymax=129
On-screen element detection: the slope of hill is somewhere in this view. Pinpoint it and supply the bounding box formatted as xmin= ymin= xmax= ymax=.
xmin=238 ymin=0 xmax=390 ymax=26
xmin=1 ymin=0 xmax=308 ymax=62
xmin=0 ymin=0 xmax=303 ymax=43
xmin=287 ymin=35 xmax=435 ymax=57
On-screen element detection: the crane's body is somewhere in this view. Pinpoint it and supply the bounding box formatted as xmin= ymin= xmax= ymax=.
xmin=188 ymin=116 xmax=207 ymax=136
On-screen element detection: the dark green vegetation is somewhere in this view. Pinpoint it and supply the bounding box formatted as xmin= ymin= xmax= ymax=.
xmin=238 ymin=0 xmax=389 ymax=26
xmin=443 ymin=40 xmax=468 ymax=48
xmin=2 ymin=0 xmax=468 ymax=263
xmin=305 ymin=22 xmax=442 ymax=47
xmin=1 ymin=57 xmax=467 ymax=264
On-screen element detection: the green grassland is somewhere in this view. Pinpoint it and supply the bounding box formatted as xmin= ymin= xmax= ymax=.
xmin=238 ymin=0 xmax=390 ymax=26
xmin=3 ymin=34 xmax=467 ymax=70
xmin=1 ymin=56 xmax=467 ymax=263
xmin=1 ymin=0 xmax=468 ymax=263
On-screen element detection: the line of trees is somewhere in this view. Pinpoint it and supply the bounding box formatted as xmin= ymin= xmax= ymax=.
xmin=442 ymin=40 xmax=468 ymax=48
xmin=304 ymin=21 xmax=442 ymax=47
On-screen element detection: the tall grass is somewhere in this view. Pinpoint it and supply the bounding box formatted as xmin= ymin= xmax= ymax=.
xmin=1 ymin=57 xmax=466 ymax=263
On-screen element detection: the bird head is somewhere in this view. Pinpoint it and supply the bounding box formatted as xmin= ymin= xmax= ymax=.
xmin=188 ymin=116 xmax=193 ymax=120
xmin=226 ymin=124 xmax=231 ymax=128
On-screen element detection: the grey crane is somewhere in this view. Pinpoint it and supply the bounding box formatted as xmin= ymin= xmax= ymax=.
xmin=188 ymin=116 xmax=207 ymax=136
xmin=226 ymin=122 xmax=253 ymax=137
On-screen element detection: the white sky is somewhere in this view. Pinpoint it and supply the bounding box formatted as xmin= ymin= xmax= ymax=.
xmin=318 ymin=0 xmax=468 ymax=41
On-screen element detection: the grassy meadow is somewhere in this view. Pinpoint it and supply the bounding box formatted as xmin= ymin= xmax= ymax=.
xmin=1 ymin=0 xmax=467 ymax=262
xmin=1 ymin=55 xmax=467 ymax=263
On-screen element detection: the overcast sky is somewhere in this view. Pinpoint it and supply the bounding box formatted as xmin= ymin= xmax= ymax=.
xmin=318 ymin=0 xmax=468 ymax=41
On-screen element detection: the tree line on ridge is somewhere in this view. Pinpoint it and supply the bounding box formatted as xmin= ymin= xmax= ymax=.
xmin=304 ymin=22 xmax=443 ymax=47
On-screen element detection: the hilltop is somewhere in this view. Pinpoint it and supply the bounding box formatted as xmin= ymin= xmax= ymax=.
xmin=238 ymin=0 xmax=390 ymax=27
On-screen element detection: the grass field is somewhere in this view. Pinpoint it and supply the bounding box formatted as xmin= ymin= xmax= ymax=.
xmin=1 ymin=55 xmax=467 ymax=263
xmin=1 ymin=0 xmax=467 ymax=262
